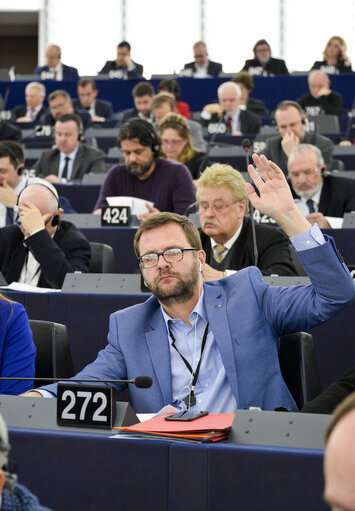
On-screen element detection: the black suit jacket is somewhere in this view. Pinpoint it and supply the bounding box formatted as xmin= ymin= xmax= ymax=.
xmin=297 ymin=92 xmax=345 ymax=116
xmin=99 ymin=61 xmax=143 ymax=79
xmin=12 ymin=105 xmax=48 ymax=123
xmin=0 ymin=221 xmax=91 ymax=288
xmin=0 ymin=121 xmax=22 ymax=142
xmin=183 ymin=60 xmax=223 ymax=77
xmin=302 ymin=366 xmax=355 ymax=414
xmin=72 ymin=99 xmax=113 ymax=119
xmin=241 ymin=57 xmax=289 ymax=76
xmin=40 ymin=108 xmax=92 ymax=130
xmin=200 ymin=217 xmax=297 ymax=276
xmin=291 ymin=174 xmax=355 ymax=217
xmin=33 ymin=144 xmax=106 ymax=181
xmin=246 ymin=97 xmax=269 ymax=117
xmin=202 ymin=109 xmax=261 ymax=134
xmin=264 ymin=132 xmax=334 ymax=175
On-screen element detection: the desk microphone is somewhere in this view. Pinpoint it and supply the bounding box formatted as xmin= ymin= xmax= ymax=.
xmin=0 ymin=375 xmax=153 ymax=389
xmin=242 ymin=138 xmax=258 ymax=267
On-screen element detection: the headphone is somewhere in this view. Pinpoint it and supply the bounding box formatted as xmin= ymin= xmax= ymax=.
xmin=0 ymin=142 xmax=25 ymax=175
xmin=16 ymin=181 xmax=62 ymax=228
xmin=56 ymin=113 xmax=84 ymax=143
xmin=199 ymin=262 xmax=203 ymax=272
xmin=75 ymin=116 xmax=84 ymax=142
xmin=273 ymin=100 xmax=306 ymax=126
xmin=124 ymin=118 xmax=161 ymax=159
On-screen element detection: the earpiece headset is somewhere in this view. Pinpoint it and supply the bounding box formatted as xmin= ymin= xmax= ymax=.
xmin=272 ymin=100 xmax=306 ymax=125
xmin=124 ymin=118 xmax=161 ymax=158
xmin=199 ymin=262 xmax=203 ymax=272
xmin=76 ymin=116 xmax=84 ymax=142
xmin=16 ymin=181 xmax=62 ymax=228
xmin=0 ymin=142 xmax=25 ymax=175
xmin=56 ymin=113 xmax=84 ymax=143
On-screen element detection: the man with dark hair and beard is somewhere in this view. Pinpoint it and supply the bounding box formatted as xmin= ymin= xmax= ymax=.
xmin=24 ymin=155 xmax=355 ymax=414
xmin=93 ymin=118 xmax=195 ymax=221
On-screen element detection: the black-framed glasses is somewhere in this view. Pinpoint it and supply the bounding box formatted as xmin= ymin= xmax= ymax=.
xmin=139 ymin=247 xmax=197 ymax=269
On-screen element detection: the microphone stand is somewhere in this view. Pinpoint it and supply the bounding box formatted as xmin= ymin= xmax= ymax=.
xmin=242 ymin=139 xmax=259 ymax=267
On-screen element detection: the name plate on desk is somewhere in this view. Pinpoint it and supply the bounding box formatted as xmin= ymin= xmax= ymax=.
xmin=101 ymin=206 xmax=131 ymax=226
xmin=62 ymin=273 xmax=151 ymax=294
xmin=57 ymin=384 xmax=116 ymax=429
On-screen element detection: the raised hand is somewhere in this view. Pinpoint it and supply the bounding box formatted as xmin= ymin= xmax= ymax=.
xmin=245 ymin=153 xmax=311 ymax=238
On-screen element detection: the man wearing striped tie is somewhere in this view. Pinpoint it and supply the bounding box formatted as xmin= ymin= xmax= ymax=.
xmin=288 ymin=144 xmax=355 ymax=229
xmin=11 ymin=82 xmax=47 ymax=124
xmin=196 ymin=163 xmax=298 ymax=281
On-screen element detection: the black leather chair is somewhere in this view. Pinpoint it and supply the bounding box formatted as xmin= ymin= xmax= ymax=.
xmin=29 ymin=320 xmax=74 ymax=387
xmin=278 ymin=332 xmax=322 ymax=410
xmin=89 ymin=242 xmax=116 ymax=273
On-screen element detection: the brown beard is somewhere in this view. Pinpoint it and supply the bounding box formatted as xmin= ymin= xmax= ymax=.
xmin=147 ymin=266 xmax=199 ymax=307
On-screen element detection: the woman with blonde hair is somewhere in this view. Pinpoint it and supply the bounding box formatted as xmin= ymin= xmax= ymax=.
xmin=0 ymin=294 xmax=36 ymax=394
xmin=311 ymin=36 xmax=352 ymax=74
xmin=159 ymin=113 xmax=209 ymax=179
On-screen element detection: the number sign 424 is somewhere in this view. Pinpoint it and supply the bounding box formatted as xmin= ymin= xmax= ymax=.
xmin=101 ymin=206 xmax=131 ymax=226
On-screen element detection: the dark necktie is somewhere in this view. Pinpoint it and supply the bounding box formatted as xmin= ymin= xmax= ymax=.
xmin=306 ymin=199 xmax=316 ymax=214
xmin=62 ymin=156 xmax=70 ymax=180
xmin=226 ymin=116 xmax=233 ymax=134
xmin=5 ymin=208 xmax=13 ymax=226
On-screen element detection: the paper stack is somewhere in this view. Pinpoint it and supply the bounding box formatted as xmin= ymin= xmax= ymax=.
xmin=113 ymin=412 xmax=234 ymax=443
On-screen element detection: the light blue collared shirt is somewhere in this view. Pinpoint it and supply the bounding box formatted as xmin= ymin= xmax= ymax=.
xmin=161 ymin=291 xmax=238 ymax=413
xmin=290 ymin=223 xmax=325 ymax=251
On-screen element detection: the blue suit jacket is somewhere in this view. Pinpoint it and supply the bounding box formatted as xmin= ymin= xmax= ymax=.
xmin=42 ymin=236 xmax=355 ymax=412
xmin=34 ymin=64 xmax=79 ymax=80
xmin=72 ymin=98 xmax=113 ymax=119
xmin=0 ymin=300 xmax=36 ymax=395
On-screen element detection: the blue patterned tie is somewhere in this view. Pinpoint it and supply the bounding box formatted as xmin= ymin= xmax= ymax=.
xmin=306 ymin=199 xmax=316 ymax=214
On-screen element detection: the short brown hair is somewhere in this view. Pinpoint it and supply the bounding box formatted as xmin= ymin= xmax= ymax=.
xmin=48 ymin=89 xmax=71 ymax=102
xmin=275 ymin=100 xmax=303 ymax=116
xmin=193 ymin=41 xmax=207 ymax=51
xmin=152 ymin=94 xmax=175 ymax=111
xmin=132 ymin=82 xmax=155 ymax=98
xmin=134 ymin=212 xmax=202 ymax=257
xmin=232 ymin=72 xmax=254 ymax=91
xmin=78 ymin=77 xmax=97 ymax=90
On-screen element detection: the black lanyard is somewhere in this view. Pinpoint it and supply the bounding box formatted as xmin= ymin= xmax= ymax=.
xmin=168 ymin=322 xmax=209 ymax=408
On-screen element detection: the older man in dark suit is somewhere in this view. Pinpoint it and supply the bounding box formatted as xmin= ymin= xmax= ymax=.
xmin=11 ymin=82 xmax=47 ymax=123
xmin=182 ymin=41 xmax=223 ymax=77
xmin=288 ymin=143 xmax=355 ymax=228
xmin=195 ymin=163 xmax=297 ymax=280
xmin=34 ymin=44 xmax=79 ymax=80
xmin=201 ymin=81 xmax=261 ymax=135
xmin=33 ymin=113 xmax=106 ymax=183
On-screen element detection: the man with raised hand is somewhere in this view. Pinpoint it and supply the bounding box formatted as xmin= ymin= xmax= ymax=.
xmin=23 ymin=155 xmax=355 ymax=413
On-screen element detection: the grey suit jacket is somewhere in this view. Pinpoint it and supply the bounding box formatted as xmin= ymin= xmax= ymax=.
xmin=33 ymin=144 xmax=107 ymax=181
